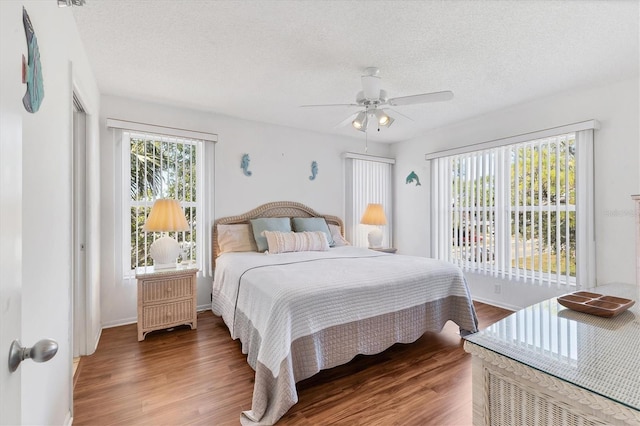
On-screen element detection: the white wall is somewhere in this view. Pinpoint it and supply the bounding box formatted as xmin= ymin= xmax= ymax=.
xmin=392 ymin=77 xmax=639 ymax=309
xmin=100 ymin=95 xmax=390 ymax=326
xmin=2 ymin=1 xmax=101 ymax=424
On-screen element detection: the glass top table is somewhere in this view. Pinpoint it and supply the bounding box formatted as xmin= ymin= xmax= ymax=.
xmin=465 ymin=283 xmax=640 ymax=411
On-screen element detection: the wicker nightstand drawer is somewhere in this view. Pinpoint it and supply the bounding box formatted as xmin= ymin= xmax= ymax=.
xmin=142 ymin=299 xmax=194 ymax=328
xmin=136 ymin=267 xmax=198 ymax=341
xmin=141 ymin=276 xmax=193 ymax=303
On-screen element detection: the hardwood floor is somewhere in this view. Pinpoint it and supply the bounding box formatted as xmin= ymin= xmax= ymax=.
xmin=74 ymin=302 xmax=512 ymax=425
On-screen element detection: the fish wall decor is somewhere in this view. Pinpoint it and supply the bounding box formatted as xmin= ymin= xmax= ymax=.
xmin=22 ymin=7 xmax=44 ymax=113
xmin=406 ymin=171 xmax=421 ymax=186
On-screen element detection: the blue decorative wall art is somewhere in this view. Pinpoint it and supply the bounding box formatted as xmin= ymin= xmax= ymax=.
xmin=309 ymin=161 xmax=318 ymax=180
xmin=406 ymin=171 xmax=421 ymax=186
xmin=21 ymin=7 xmax=44 ymax=113
xmin=241 ymin=154 xmax=252 ymax=176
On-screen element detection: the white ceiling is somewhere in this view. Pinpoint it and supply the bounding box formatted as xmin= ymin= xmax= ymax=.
xmin=72 ymin=1 xmax=639 ymax=143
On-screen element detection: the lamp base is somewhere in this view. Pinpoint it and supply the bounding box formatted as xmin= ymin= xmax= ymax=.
xmin=367 ymin=227 xmax=383 ymax=249
xmin=149 ymin=235 xmax=180 ymax=268
xmin=153 ymin=262 xmax=178 ymax=270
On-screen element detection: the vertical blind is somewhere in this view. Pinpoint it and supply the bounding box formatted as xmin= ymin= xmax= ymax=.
xmin=430 ymin=129 xmax=594 ymax=289
xmin=345 ymin=154 xmax=394 ymax=248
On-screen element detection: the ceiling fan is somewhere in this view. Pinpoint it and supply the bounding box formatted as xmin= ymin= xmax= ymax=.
xmin=301 ymin=67 xmax=453 ymax=132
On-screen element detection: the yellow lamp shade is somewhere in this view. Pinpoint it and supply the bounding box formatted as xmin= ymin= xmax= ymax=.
xmin=143 ymin=199 xmax=189 ymax=269
xmin=360 ymin=203 xmax=387 ymax=226
xmin=143 ymin=199 xmax=189 ymax=232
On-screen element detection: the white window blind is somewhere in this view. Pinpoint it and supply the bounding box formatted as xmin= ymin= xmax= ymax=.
xmin=430 ymin=129 xmax=594 ymax=289
xmin=344 ymin=153 xmax=394 ymax=248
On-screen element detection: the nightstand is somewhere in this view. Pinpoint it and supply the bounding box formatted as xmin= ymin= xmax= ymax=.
xmin=135 ymin=266 xmax=198 ymax=341
xmin=371 ymin=247 xmax=397 ymax=254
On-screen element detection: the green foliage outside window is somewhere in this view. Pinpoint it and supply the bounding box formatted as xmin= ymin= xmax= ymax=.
xmin=510 ymin=140 xmax=576 ymax=276
xmin=129 ymin=137 xmax=197 ymax=270
xmin=450 ymin=138 xmax=576 ymax=278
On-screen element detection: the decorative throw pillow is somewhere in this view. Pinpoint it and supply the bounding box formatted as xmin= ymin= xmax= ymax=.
xmin=217 ymin=224 xmax=258 ymax=253
xmin=263 ymin=231 xmax=330 ymax=254
xmin=291 ymin=217 xmax=335 ymax=247
xmin=328 ymin=224 xmax=351 ymax=247
xmin=250 ymin=217 xmax=292 ymax=252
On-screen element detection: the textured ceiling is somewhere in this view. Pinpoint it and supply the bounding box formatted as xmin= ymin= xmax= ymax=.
xmin=72 ymin=1 xmax=639 ymax=143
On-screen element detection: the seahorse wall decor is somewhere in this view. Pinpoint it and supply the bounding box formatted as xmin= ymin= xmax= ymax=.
xmin=406 ymin=171 xmax=421 ymax=186
xmin=309 ymin=161 xmax=318 ymax=181
xmin=241 ymin=154 xmax=252 ymax=176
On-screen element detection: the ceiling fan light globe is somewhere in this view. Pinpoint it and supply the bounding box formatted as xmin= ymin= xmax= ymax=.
xmin=352 ymin=111 xmax=368 ymax=131
xmin=372 ymin=109 xmax=393 ymax=127
xmin=353 ymin=122 xmax=368 ymax=132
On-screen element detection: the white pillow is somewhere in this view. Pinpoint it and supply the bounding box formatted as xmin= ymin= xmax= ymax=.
xmin=263 ymin=231 xmax=329 ymax=254
xmin=217 ymin=224 xmax=258 ymax=253
xmin=328 ymin=224 xmax=350 ymax=247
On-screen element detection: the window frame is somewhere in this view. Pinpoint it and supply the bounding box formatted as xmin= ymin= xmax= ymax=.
xmin=427 ymin=121 xmax=596 ymax=289
xmin=108 ymin=119 xmax=217 ymax=281
xmin=344 ymin=152 xmax=395 ymax=248
xmin=124 ymin=132 xmax=201 ymax=275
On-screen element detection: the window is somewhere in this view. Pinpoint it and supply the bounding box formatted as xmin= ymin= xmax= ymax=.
xmin=108 ymin=119 xmax=216 ymax=279
xmin=344 ymin=153 xmax=395 ymax=248
xmin=128 ymin=133 xmax=199 ymax=270
xmin=429 ymin=124 xmax=595 ymax=288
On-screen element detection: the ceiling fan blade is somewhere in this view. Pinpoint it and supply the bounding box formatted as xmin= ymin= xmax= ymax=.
xmin=384 ymin=108 xmax=415 ymax=122
xmin=388 ymin=90 xmax=453 ymax=106
xmin=300 ymin=103 xmax=359 ymax=108
xmin=334 ymin=112 xmax=359 ymax=128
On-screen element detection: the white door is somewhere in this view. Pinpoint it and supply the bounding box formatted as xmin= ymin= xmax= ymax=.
xmin=0 ymin=2 xmax=23 ymax=423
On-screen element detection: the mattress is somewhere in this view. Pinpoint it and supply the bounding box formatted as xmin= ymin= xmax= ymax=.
xmin=212 ymin=246 xmax=478 ymax=425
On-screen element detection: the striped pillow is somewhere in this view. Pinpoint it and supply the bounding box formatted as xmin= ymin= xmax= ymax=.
xmin=263 ymin=231 xmax=329 ymax=254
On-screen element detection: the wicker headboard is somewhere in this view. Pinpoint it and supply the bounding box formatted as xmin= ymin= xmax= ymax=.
xmin=212 ymin=201 xmax=344 ymax=266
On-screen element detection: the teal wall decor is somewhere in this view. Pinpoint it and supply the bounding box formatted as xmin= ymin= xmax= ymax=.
xmin=22 ymin=7 xmax=44 ymax=113
xmin=241 ymin=154 xmax=252 ymax=176
xmin=406 ymin=171 xmax=421 ymax=186
xmin=309 ymin=161 xmax=318 ymax=180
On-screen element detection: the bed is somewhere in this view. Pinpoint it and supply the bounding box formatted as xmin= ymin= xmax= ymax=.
xmin=211 ymin=201 xmax=478 ymax=425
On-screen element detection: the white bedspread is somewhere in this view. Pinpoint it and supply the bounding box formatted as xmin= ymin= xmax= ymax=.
xmin=211 ymin=246 xmax=478 ymax=424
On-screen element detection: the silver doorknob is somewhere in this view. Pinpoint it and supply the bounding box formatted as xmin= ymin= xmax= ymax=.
xmin=8 ymin=339 xmax=58 ymax=373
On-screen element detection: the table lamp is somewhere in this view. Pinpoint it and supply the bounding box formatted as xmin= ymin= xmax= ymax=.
xmin=143 ymin=199 xmax=189 ymax=269
xmin=360 ymin=203 xmax=387 ymax=248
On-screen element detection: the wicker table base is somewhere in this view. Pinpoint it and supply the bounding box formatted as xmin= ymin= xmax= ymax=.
xmin=464 ymin=342 xmax=640 ymax=426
